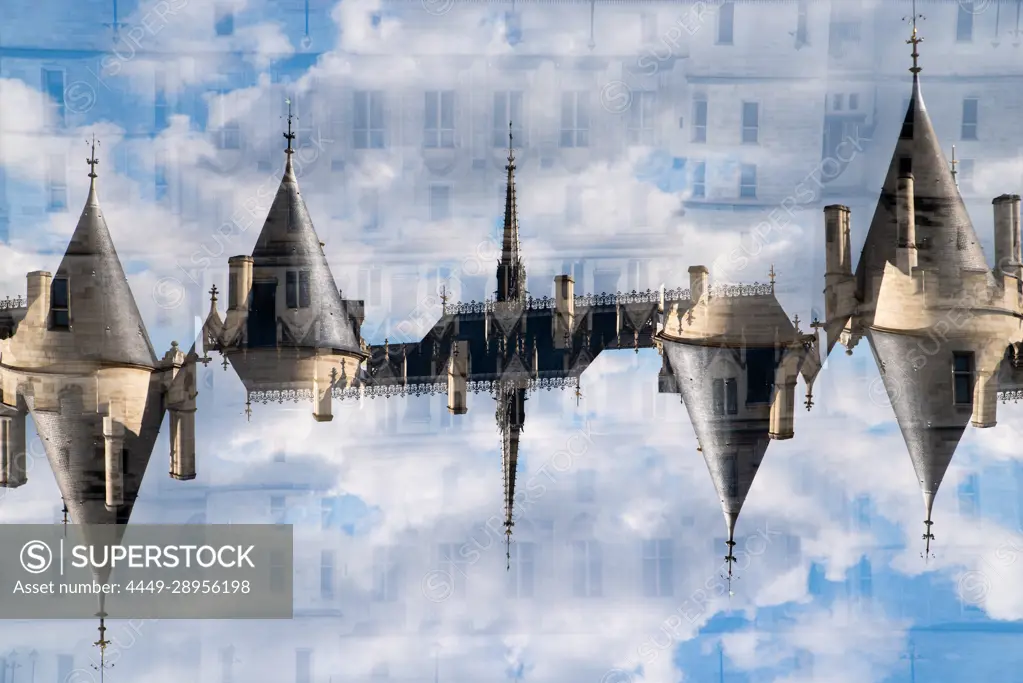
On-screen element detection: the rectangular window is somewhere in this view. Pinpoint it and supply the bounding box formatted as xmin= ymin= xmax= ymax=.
xmin=269 ymin=550 xmax=287 ymax=593
xmin=741 ymin=102 xmax=759 ymax=144
xmin=215 ymin=3 xmax=234 ymax=35
xmin=321 ymin=497 xmax=335 ymax=529
xmin=641 ymin=13 xmax=657 ymax=42
xmin=858 ymin=558 xmax=873 ymax=598
xmin=358 ymin=188 xmax=379 ymax=232
xmin=270 ymin=495 xmax=285 ymax=523
xmin=424 ymin=90 xmax=455 ymax=148
xmin=285 ymin=271 xmax=311 ymax=309
xmin=712 ymin=378 xmax=725 ymax=415
xmin=295 ymin=649 xmax=312 ymax=683
xmin=642 ymin=538 xmax=673 ymax=597
xmin=219 ymin=648 xmax=235 ymax=683
xmin=155 ymin=69 xmax=168 ymax=129
xmin=627 ymin=91 xmax=656 ymax=146
xmin=958 ymin=158 xmax=975 ymax=193
xmin=493 ymin=91 xmax=524 ymax=147
xmin=57 ymin=655 xmax=75 ymax=683
xmin=961 ymin=98 xmax=978 ymax=140
xmin=155 ymin=151 xmax=168 ymax=201
xmin=853 ymin=495 xmax=871 ymax=530
xmin=507 ymin=541 xmax=535 ymax=598
xmin=717 ymin=1 xmax=734 ymax=44
xmin=438 ymin=543 xmax=467 ymax=598
xmin=958 ymin=472 xmax=980 ymax=516
xmin=47 ymin=154 xmax=67 ymax=212
xmin=565 ymin=185 xmax=582 ymax=223
xmin=849 ymin=93 xmax=860 ymax=110
xmin=429 ymin=184 xmax=450 ymax=222
xmin=559 ymin=91 xmax=590 ymax=148
xmin=740 ymin=164 xmax=757 ymax=198
xmin=572 ymin=540 xmax=603 ymax=597
xmin=833 ymin=94 xmax=844 ymax=111
xmin=724 ymin=378 xmax=738 ymax=415
xmin=692 ymin=161 xmax=706 ymax=198
xmin=899 ymin=156 xmax=913 ymax=176
xmin=42 ymin=68 xmax=65 ymax=127
xmin=957 ymin=3 xmax=974 ymax=42
xmin=50 ymin=277 xmax=70 ymax=330
xmin=353 ymin=90 xmax=385 ymax=149
xmin=320 ymin=550 xmax=334 ymax=599
xmin=372 ymin=546 xmax=401 ymax=601
xmin=796 ymin=0 xmax=809 ymax=44
xmin=593 ymin=269 xmax=619 ymax=296
xmin=576 ymin=469 xmax=596 ymax=503
xmin=692 ymin=99 xmax=708 ymax=143
xmin=953 ymin=351 xmax=975 ymax=405
xmin=213 ymin=92 xmax=240 ymax=150
xmin=627 ymin=259 xmax=649 ymax=291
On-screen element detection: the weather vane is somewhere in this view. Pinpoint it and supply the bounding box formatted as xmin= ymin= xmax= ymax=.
xmin=723 ymin=539 xmax=738 ymax=597
xmin=92 ymin=615 xmax=114 ymax=682
xmin=922 ymin=516 xmax=935 ymax=561
xmin=87 ymin=135 xmax=100 ymax=179
xmin=284 ymin=98 xmax=296 ymax=154
xmin=903 ymin=0 xmax=925 ymax=75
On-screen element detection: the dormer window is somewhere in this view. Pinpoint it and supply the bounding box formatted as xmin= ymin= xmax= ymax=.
xmin=286 ymin=270 xmax=310 ymax=309
xmin=712 ymin=378 xmax=738 ymax=415
xmin=953 ymin=352 xmax=975 ymax=405
xmin=899 ymin=157 xmax=912 ymax=176
xmin=50 ymin=277 xmax=69 ymax=330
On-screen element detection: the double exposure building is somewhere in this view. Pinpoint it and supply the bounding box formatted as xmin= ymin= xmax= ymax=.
xmin=0 ymin=144 xmax=200 ymax=664
xmin=820 ymin=25 xmax=1023 ymax=554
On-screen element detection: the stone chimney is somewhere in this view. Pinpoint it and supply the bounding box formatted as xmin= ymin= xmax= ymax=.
xmin=447 ymin=340 xmax=468 ymax=414
xmin=227 ymin=255 xmax=254 ymax=312
xmin=993 ymin=194 xmax=1022 ymax=280
xmin=823 ymin=205 xmax=852 ymax=277
xmin=26 ymin=270 xmax=52 ymax=326
xmin=896 ymin=174 xmax=918 ymax=274
xmin=553 ymin=274 xmax=575 ymax=350
xmin=689 ymin=265 xmax=709 ymax=302
xmin=103 ymin=416 xmax=125 ymax=510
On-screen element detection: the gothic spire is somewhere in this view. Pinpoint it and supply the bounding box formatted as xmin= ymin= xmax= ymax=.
xmin=498 ymin=385 xmax=525 ymax=571
xmin=496 ymin=122 xmax=526 ymax=304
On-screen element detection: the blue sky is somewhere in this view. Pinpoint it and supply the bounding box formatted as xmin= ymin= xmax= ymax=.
xmin=1 ymin=0 xmax=1023 ymax=682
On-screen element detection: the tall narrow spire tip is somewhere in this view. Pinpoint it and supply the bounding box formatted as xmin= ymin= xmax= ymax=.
xmin=284 ymin=98 xmax=296 ymax=156
xmin=904 ymin=0 xmax=925 ymax=75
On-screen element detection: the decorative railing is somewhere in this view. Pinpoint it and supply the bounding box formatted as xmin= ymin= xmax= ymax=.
xmin=0 ymin=296 xmax=25 ymax=311
xmin=248 ymin=389 xmax=315 ymax=404
xmin=327 ymin=376 xmax=580 ymax=401
xmin=439 ymin=284 xmax=772 ymax=316
xmin=999 ymin=390 xmax=1023 ymax=403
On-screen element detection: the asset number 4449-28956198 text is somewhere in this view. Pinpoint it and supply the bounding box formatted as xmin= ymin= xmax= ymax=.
xmin=124 ymin=579 xmax=251 ymax=594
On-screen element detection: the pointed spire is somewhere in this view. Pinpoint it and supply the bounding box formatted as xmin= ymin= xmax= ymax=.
xmin=93 ymin=598 xmax=113 ymax=682
xmin=496 ymin=121 xmax=526 ymax=304
xmin=904 ymin=0 xmax=925 ymax=77
xmin=724 ymin=511 xmax=737 ymax=596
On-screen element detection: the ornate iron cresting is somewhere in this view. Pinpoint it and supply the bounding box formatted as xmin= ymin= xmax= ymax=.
xmin=441 ymin=284 xmax=771 ymax=314
xmin=999 ymin=390 xmax=1023 ymax=402
xmin=328 ymin=376 xmax=580 ymax=401
xmin=0 ymin=296 xmax=25 ymax=310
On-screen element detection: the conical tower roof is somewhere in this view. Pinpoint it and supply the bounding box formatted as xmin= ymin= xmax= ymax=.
xmin=854 ymin=60 xmax=991 ymax=307
xmin=25 ymin=378 xmax=165 ymax=584
xmin=498 ymin=385 xmax=525 ymax=571
xmin=51 ymin=140 xmax=157 ymax=368
xmin=249 ymin=108 xmax=361 ymax=354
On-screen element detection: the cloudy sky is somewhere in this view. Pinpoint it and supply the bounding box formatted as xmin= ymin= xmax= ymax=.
xmin=1 ymin=0 xmax=1023 ymax=681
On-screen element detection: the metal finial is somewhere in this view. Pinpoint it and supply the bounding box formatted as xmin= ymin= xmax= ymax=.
xmin=209 ymin=284 xmax=218 ymax=302
xmin=793 ymin=314 xmax=800 ymax=332
xmin=222 ymin=354 xmax=229 ymax=371
xmin=284 ymin=98 xmax=296 ymax=154
xmin=922 ymin=518 xmax=935 ymax=560
xmin=92 ymin=618 xmax=113 ymax=682
xmin=904 ymin=0 xmax=925 ymax=75
xmin=768 ymin=264 xmax=776 ymax=288
xmin=506 ymin=120 xmax=515 ymax=167
xmin=86 ymin=135 xmax=100 ymax=179
xmin=805 ymin=389 xmax=814 ymax=411
xmin=575 ymin=381 xmax=582 ymax=407
xmin=440 ymin=285 xmax=448 ymax=313
xmin=724 ymin=539 xmax=737 ymax=597
xmin=244 ymin=398 xmax=252 ymax=422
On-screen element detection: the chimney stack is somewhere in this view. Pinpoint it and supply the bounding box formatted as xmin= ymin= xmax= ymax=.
xmin=993 ymin=194 xmax=1022 ymax=281
xmin=823 ymin=205 xmax=852 ymax=277
xmin=896 ymin=174 xmax=918 ymax=274
xmin=689 ymin=265 xmax=709 ymax=302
